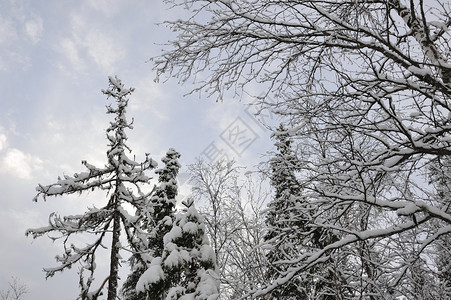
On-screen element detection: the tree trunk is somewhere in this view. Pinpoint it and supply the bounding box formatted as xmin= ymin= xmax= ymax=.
xmin=107 ymin=210 xmax=121 ymax=300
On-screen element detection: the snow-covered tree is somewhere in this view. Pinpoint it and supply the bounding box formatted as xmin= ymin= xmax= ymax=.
xmin=122 ymin=148 xmax=181 ymax=300
xmin=263 ymin=124 xmax=351 ymax=299
xmin=188 ymin=159 xmax=269 ymax=298
xmin=436 ymin=236 xmax=451 ymax=297
xmin=26 ymin=77 xmax=157 ymax=300
xmin=427 ymin=157 xmax=451 ymax=298
xmin=188 ymin=159 xmax=240 ymax=270
xmin=136 ymin=198 xmax=219 ymax=299
xmin=263 ymin=124 xmax=307 ymax=299
xmin=154 ymin=0 xmax=451 ymax=297
xmin=149 ymin=148 xmax=182 ymax=256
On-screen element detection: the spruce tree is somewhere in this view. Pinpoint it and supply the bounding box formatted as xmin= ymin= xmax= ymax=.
xmin=148 ymin=148 xmax=181 ymax=257
xmin=122 ymin=148 xmax=181 ymax=300
xmin=26 ymin=77 xmax=158 ymax=300
xmin=264 ymin=124 xmax=350 ymax=299
xmin=428 ymin=157 xmax=451 ymax=298
xmin=137 ymin=198 xmax=219 ymax=299
xmin=264 ymin=124 xmax=309 ymax=299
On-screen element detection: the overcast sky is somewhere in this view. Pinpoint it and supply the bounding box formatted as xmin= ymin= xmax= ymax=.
xmin=0 ymin=1 xmax=275 ymax=298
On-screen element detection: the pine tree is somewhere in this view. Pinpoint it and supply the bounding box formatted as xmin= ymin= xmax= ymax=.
xmin=122 ymin=148 xmax=181 ymax=300
xmin=26 ymin=77 xmax=158 ymax=300
xmin=137 ymin=198 xmax=219 ymax=299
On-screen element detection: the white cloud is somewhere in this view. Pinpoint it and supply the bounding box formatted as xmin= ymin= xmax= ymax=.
xmin=0 ymin=15 xmax=18 ymax=45
xmin=59 ymin=37 xmax=84 ymax=71
xmin=0 ymin=4 xmax=44 ymax=71
xmin=0 ymin=50 xmax=30 ymax=71
xmin=131 ymin=78 xmax=169 ymax=118
xmin=57 ymin=12 xmax=125 ymax=74
xmin=0 ymin=15 xmax=19 ymax=70
xmin=84 ymin=30 xmax=125 ymax=73
xmin=0 ymin=133 xmax=7 ymax=151
xmin=25 ymin=16 xmax=43 ymax=44
xmin=1 ymin=148 xmax=43 ymax=179
xmin=205 ymin=100 xmax=243 ymax=131
xmin=88 ymin=0 xmax=122 ymax=17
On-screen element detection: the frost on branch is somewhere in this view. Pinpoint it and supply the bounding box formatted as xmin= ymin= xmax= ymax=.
xmin=263 ymin=124 xmax=348 ymax=299
xmin=26 ymin=77 xmax=157 ymax=300
xmin=156 ymin=0 xmax=451 ymax=298
xmin=187 ymin=158 xmax=270 ymax=298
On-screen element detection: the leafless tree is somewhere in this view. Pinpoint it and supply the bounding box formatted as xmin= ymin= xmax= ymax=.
xmin=189 ymin=158 xmax=270 ymax=298
xmin=0 ymin=277 xmax=29 ymax=300
xmin=155 ymin=0 xmax=451 ymax=298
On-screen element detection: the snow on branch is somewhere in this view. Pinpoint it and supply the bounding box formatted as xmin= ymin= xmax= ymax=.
xmin=26 ymin=77 xmax=158 ymax=300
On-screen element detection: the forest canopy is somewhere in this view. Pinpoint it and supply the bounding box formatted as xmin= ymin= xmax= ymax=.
xmin=152 ymin=0 xmax=451 ymax=298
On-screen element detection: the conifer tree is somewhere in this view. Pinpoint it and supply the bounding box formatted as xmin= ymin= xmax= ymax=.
xmin=148 ymin=148 xmax=181 ymax=257
xmin=137 ymin=198 xmax=219 ymax=299
xmin=122 ymin=148 xmax=181 ymax=300
xmin=26 ymin=77 xmax=157 ymax=300
xmin=264 ymin=124 xmax=347 ymax=299
xmin=263 ymin=124 xmax=308 ymax=299
xmin=428 ymin=157 xmax=451 ymax=298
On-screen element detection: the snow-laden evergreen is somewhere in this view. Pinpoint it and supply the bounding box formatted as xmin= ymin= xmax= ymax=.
xmin=137 ymin=198 xmax=219 ymax=300
xmin=148 ymin=148 xmax=182 ymax=256
xmin=263 ymin=124 xmax=320 ymax=299
xmin=122 ymin=148 xmax=181 ymax=300
xmin=264 ymin=124 xmax=349 ymax=299
xmin=427 ymin=157 xmax=451 ymax=298
xmin=263 ymin=124 xmax=305 ymax=298
xmin=26 ymin=77 xmax=158 ymax=300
